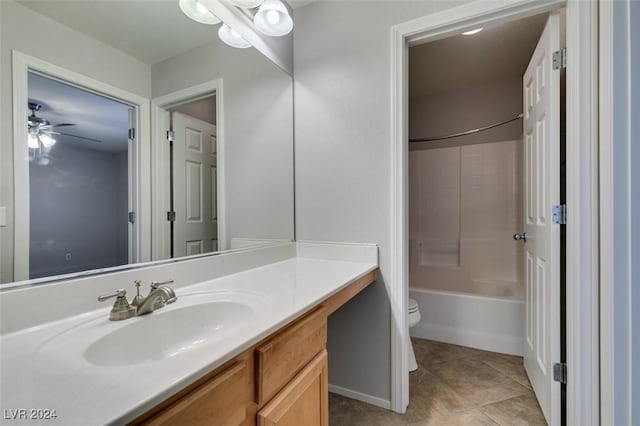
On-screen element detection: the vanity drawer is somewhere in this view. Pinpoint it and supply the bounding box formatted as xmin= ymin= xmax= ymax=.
xmin=257 ymin=350 xmax=328 ymax=426
xmin=143 ymin=360 xmax=249 ymax=426
xmin=256 ymin=308 xmax=327 ymax=405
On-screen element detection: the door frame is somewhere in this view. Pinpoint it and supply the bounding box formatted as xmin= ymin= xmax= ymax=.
xmin=11 ymin=50 xmax=151 ymax=281
xmin=389 ymin=1 xmax=600 ymax=424
xmin=598 ymin=0 xmax=637 ymax=423
xmin=151 ymin=79 xmax=225 ymax=260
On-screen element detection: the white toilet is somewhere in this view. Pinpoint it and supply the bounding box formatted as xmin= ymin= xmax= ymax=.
xmin=408 ymin=298 xmax=421 ymax=372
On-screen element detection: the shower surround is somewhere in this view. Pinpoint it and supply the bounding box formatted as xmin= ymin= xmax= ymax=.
xmin=409 ymin=139 xmax=524 ymax=355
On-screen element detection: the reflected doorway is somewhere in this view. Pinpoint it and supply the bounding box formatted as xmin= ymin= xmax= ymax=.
xmin=167 ymin=96 xmax=218 ymax=258
xmin=27 ymin=71 xmax=137 ymax=279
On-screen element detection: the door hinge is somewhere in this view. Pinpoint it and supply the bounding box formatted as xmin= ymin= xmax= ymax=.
xmin=166 ymin=130 xmax=175 ymax=142
xmin=128 ymin=211 xmax=136 ymax=224
xmin=552 ymin=48 xmax=567 ymax=70
xmin=552 ymin=204 xmax=567 ymax=225
xmin=167 ymin=211 xmax=176 ymax=222
xmin=553 ymin=362 xmax=567 ymax=384
xmin=128 ymin=128 xmax=136 ymax=140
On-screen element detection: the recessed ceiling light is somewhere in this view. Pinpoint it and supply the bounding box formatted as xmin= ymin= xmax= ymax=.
xmin=462 ymin=28 xmax=483 ymax=36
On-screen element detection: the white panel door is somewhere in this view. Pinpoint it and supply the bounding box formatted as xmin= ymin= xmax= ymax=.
xmin=172 ymin=112 xmax=217 ymax=257
xmin=522 ymin=13 xmax=561 ymax=425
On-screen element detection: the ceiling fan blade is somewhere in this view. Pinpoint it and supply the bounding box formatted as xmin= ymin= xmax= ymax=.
xmin=56 ymin=132 xmax=102 ymax=143
xmin=52 ymin=123 xmax=76 ymax=128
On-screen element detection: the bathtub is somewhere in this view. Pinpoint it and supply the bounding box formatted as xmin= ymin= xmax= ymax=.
xmin=409 ymin=285 xmax=524 ymax=356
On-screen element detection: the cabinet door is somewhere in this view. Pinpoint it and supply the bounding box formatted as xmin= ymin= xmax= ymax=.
xmin=257 ymin=350 xmax=328 ymax=426
xmin=143 ymin=361 xmax=248 ymax=426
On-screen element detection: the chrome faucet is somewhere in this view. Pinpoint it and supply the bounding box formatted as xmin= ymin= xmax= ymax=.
xmin=135 ymin=283 xmax=177 ymax=316
xmin=98 ymin=280 xmax=177 ymax=321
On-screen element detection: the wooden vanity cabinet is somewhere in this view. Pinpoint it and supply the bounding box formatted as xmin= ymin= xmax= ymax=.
xmin=135 ymin=351 xmax=254 ymax=426
xmin=257 ymin=350 xmax=328 ymax=426
xmin=130 ymin=270 xmax=376 ymax=426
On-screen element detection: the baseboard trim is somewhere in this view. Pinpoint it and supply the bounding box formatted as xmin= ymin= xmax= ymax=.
xmin=411 ymin=321 xmax=524 ymax=356
xmin=328 ymin=384 xmax=392 ymax=410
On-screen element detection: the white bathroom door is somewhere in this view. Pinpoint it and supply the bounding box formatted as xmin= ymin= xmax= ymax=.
xmin=522 ymin=13 xmax=561 ymax=426
xmin=172 ymin=112 xmax=218 ymax=257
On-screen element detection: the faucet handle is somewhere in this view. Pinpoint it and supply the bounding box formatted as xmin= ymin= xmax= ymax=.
xmin=98 ymin=289 xmax=136 ymax=321
xmin=150 ymin=279 xmax=174 ymax=290
xmin=131 ymin=280 xmax=145 ymax=307
xmin=98 ymin=288 xmax=127 ymax=302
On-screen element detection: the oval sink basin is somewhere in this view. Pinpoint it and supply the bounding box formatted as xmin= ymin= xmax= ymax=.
xmin=34 ymin=290 xmax=271 ymax=370
xmin=85 ymin=301 xmax=252 ymax=366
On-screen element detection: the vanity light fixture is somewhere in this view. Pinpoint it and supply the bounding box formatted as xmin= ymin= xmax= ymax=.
xmin=227 ymin=0 xmax=264 ymax=8
xmin=218 ymin=24 xmax=252 ymax=48
xmin=254 ymin=0 xmax=293 ymax=37
xmin=462 ymin=28 xmax=483 ymax=36
xmin=179 ymin=0 xmax=221 ymax=25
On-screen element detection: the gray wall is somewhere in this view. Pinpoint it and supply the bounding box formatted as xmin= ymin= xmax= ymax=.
xmin=0 ymin=0 xmax=151 ymax=283
xmin=29 ymin=143 xmax=128 ymax=278
xmin=293 ymin=0 xmax=469 ymax=404
xmin=152 ymin=40 xmax=294 ymax=249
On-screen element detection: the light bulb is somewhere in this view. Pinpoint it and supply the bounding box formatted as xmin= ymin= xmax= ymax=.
xmin=179 ymin=0 xmax=220 ymax=25
xmin=39 ymin=133 xmax=56 ymax=148
xmin=218 ymin=24 xmax=252 ymax=49
xmin=254 ymin=0 xmax=292 ymax=37
xmin=195 ymin=1 xmax=208 ymax=14
xmin=266 ymin=10 xmax=280 ymax=25
xmin=28 ymin=133 xmax=39 ymax=149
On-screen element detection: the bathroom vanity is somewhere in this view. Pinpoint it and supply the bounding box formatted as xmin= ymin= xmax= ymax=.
xmin=132 ymin=269 xmax=375 ymax=426
xmin=0 ymin=242 xmax=377 ymax=425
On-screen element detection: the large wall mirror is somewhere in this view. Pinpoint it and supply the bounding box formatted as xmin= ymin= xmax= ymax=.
xmin=0 ymin=0 xmax=294 ymax=286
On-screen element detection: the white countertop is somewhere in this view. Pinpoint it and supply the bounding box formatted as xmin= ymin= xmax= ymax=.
xmin=0 ymin=256 xmax=377 ymax=425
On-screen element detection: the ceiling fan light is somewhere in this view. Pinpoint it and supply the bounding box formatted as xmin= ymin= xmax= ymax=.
xmin=39 ymin=133 xmax=56 ymax=148
xmin=227 ymin=0 xmax=264 ymax=8
xmin=254 ymin=0 xmax=292 ymax=37
xmin=28 ymin=133 xmax=39 ymax=149
xmin=179 ymin=0 xmax=221 ymax=25
xmin=218 ymin=24 xmax=252 ymax=48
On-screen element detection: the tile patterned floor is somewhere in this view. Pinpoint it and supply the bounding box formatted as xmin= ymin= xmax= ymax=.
xmin=329 ymin=338 xmax=547 ymax=425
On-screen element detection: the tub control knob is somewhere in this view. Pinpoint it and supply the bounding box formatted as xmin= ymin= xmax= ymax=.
xmin=513 ymin=233 xmax=527 ymax=242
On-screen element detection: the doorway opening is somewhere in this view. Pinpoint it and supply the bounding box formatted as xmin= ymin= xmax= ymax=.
xmin=12 ymin=60 xmax=144 ymax=281
xmin=388 ymin=0 xmax=603 ymax=422
xmin=151 ymin=80 xmax=223 ymax=261
xmin=405 ymin=10 xmax=565 ymax=425
xmin=168 ymin=96 xmax=219 ymax=258
xmin=27 ymin=71 xmax=135 ymax=278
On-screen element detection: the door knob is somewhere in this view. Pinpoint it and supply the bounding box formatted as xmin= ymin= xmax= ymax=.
xmin=513 ymin=233 xmax=527 ymax=242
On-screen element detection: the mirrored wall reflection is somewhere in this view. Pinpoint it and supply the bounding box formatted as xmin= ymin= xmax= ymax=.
xmin=27 ymin=72 xmax=135 ymax=279
xmin=0 ymin=0 xmax=294 ymax=285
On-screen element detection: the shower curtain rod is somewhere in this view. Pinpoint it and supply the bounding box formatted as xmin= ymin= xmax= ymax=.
xmin=409 ymin=113 xmax=524 ymax=143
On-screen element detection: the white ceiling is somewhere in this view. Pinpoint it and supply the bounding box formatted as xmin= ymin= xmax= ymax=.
xmin=18 ymin=0 xmax=222 ymax=64
xmin=29 ymin=72 xmax=131 ymax=153
xmin=409 ymin=13 xmax=548 ymax=99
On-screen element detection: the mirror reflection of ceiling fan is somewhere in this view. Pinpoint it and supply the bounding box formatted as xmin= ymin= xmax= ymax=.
xmin=27 ymin=101 xmax=101 ymax=150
